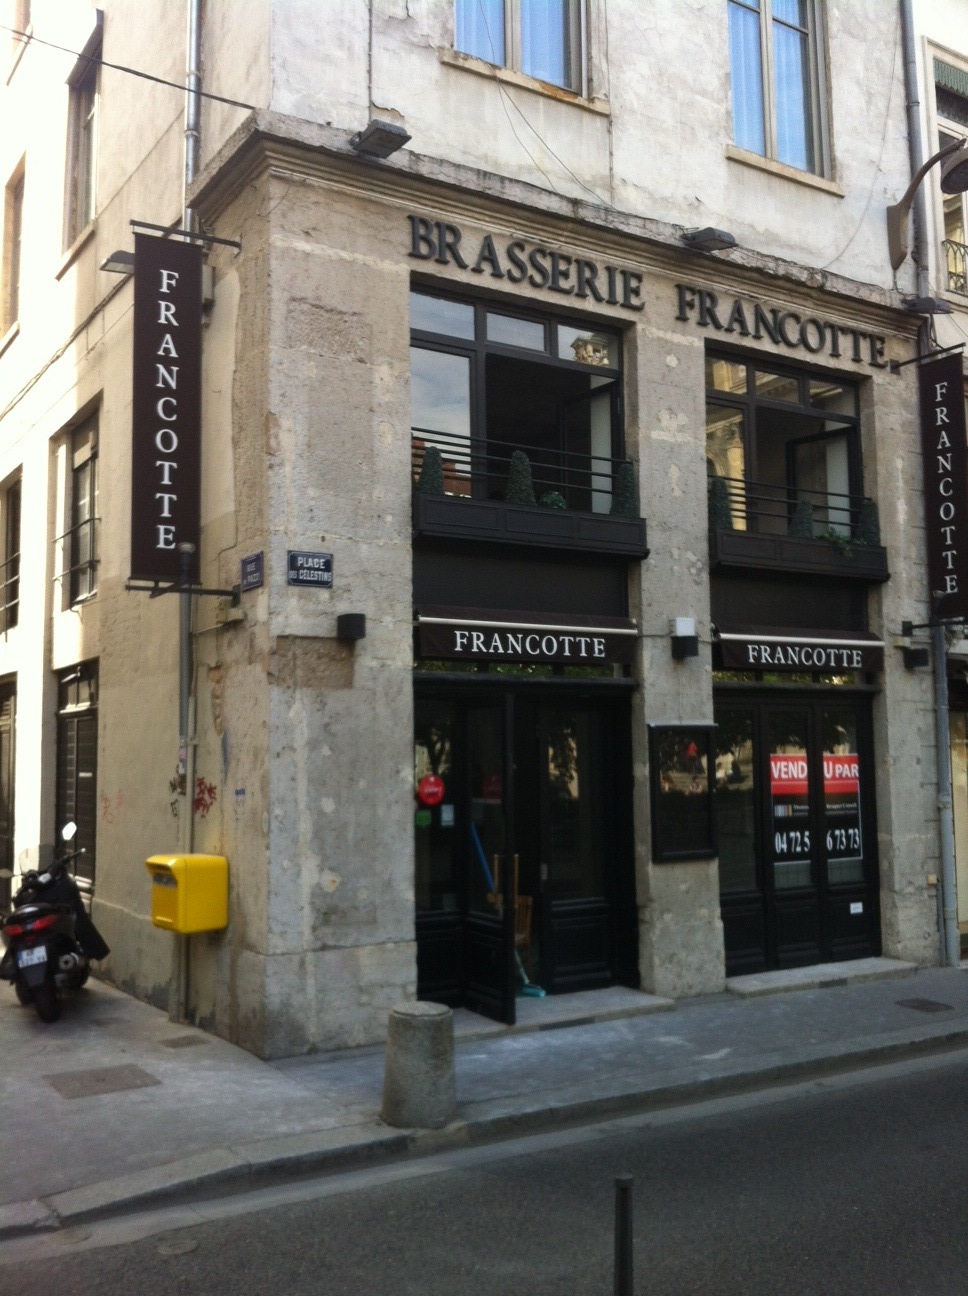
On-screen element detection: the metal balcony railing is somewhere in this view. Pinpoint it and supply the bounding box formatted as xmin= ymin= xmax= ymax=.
xmin=57 ymin=517 xmax=99 ymax=603
xmin=412 ymin=427 xmax=635 ymax=516
xmin=709 ymin=473 xmax=877 ymax=542
xmin=944 ymin=239 xmax=968 ymax=296
xmin=0 ymin=551 xmax=19 ymax=634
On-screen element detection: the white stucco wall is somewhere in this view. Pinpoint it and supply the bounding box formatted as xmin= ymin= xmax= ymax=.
xmin=263 ymin=0 xmax=913 ymax=290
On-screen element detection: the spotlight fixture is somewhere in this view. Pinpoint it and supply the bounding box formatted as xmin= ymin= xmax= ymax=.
xmin=682 ymin=227 xmax=737 ymax=253
xmin=337 ymin=613 xmax=367 ymax=642
xmin=100 ymin=250 xmax=135 ymax=275
xmin=902 ymin=296 xmax=953 ymax=315
xmin=350 ymin=119 xmax=411 ymax=159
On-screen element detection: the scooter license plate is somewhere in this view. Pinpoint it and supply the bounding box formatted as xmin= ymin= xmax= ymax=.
xmin=16 ymin=946 xmax=47 ymax=968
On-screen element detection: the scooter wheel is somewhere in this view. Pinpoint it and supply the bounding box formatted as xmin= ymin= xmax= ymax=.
xmin=33 ymin=985 xmax=61 ymax=1023
xmin=14 ymin=981 xmax=31 ymax=1006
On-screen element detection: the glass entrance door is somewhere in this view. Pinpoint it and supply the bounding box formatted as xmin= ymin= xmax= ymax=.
xmin=462 ymin=703 xmax=517 ymax=1023
xmin=413 ymin=697 xmax=516 ymax=1024
xmin=415 ymin=689 xmax=636 ymax=1019
xmin=717 ymin=695 xmax=879 ymax=974
xmin=529 ymin=703 xmax=631 ymax=992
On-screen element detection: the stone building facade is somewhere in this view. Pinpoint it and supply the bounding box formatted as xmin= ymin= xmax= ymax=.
xmin=0 ymin=0 xmax=954 ymax=1057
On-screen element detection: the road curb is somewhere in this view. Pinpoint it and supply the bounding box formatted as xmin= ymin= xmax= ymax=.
xmin=4 ymin=1021 xmax=968 ymax=1243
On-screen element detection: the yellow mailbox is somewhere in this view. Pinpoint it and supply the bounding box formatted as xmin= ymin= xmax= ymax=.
xmin=145 ymin=854 xmax=228 ymax=933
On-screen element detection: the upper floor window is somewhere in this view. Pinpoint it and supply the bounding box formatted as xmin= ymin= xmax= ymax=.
xmin=69 ymin=419 xmax=98 ymax=604
xmin=455 ymin=0 xmax=584 ymax=93
xmin=64 ymin=24 xmax=101 ymax=247
xmin=728 ymin=0 xmax=827 ymax=175
xmin=2 ymin=477 xmax=20 ymax=633
xmin=56 ymin=660 xmax=98 ymax=890
xmin=935 ymin=61 xmax=968 ymax=296
xmin=2 ymin=165 xmax=24 ymax=336
xmin=411 ymin=289 xmax=627 ymax=515
xmin=706 ymin=354 xmax=861 ymax=540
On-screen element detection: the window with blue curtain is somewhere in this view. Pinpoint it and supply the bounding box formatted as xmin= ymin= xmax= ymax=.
xmin=456 ymin=0 xmax=505 ymax=67
xmin=454 ymin=0 xmax=581 ymax=93
xmin=728 ymin=0 xmax=824 ymax=175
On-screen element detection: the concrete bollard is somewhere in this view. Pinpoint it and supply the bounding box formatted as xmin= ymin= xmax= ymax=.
xmin=381 ymin=1001 xmax=456 ymax=1129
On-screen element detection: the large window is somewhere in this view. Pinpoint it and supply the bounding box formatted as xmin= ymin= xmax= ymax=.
xmin=455 ymin=0 xmax=584 ymax=93
xmin=411 ymin=289 xmax=626 ymax=514
xmin=56 ymin=662 xmax=98 ymax=890
xmin=2 ymin=165 xmax=24 ymax=335
xmin=728 ymin=0 xmax=827 ymax=175
xmin=2 ymin=478 xmax=20 ymax=633
xmin=64 ymin=25 xmax=100 ymax=247
xmin=706 ymin=355 xmax=860 ymax=539
xmin=68 ymin=420 xmax=98 ymax=604
xmin=936 ymin=62 xmax=968 ymax=295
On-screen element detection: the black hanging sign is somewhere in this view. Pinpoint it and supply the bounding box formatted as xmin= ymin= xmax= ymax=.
xmin=130 ymin=234 xmax=202 ymax=583
xmin=919 ymin=351 xmax=968 ymax=620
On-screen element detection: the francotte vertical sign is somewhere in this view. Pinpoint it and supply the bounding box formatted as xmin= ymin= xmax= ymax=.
xmin=919 ymin=351 xmax=968 ymax=620
xmin=130 ymin=234 xmax=202 ymax=583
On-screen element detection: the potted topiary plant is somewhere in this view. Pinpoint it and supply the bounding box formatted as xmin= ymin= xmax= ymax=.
xmin=505 ymin=450 xmax=536 ymax=505
xmin=417 ymin=444 xmax=444 ymax=494
xmin=789 ymin=498 xmax=814 ymax=538
xmin=538 ymin=490 xmax=567 ymax=509
xmin=708 ymin=474 xmax=733 ymax=531
xmin=855 ymin=497 xmax=881 ymax=546
xmin=610 ymin=461 xmax=638 ymax=518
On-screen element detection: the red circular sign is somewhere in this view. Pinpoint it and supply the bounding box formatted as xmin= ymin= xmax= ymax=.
xmin=417 ymin=774 xmax=445 ymax=807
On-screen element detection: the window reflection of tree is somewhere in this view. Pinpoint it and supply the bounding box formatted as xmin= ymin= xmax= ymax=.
xmin=414 ymin=713 xmax=452 ymax=788
xmin=547 ymin=714 xmax=579 ymax=799
xmin=716 ymin=713 xmax=754 ymax=791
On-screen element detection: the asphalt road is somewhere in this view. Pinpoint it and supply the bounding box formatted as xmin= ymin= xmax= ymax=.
xmin=6 ymin=1049 xmax=968 ymax=1296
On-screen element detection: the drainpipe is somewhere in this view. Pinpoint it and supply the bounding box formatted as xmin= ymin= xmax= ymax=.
xmin=184 ymin=0 xmax=202 ymax=234
xmin=900 ymin=0 xmax=960 ymax=966
xmin=900 ymin=0 xmax=929 ymax=299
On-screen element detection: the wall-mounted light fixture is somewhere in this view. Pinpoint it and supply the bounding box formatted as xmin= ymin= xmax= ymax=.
xmin=337 ymin=613 xmax=366 ymax=642
xmin=670 ymin=616 xmax=699 ymax=660
xmin=902 ymin=296 xmax=953 ymax=315
xmin=887 ymin=139 xmax=968 ymax=272
xmin=681 ymin=227 xmax=737 ymax=253
xmin=896 ymin=619 xmax=930 ymax=670
xmin=350 ymin=119 xmax=411 ymax=159
xmin=100 ymin=250 xmax=135 ymax=274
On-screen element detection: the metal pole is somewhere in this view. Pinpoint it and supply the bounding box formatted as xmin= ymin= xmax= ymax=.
xmin=932 ymin=615 xmax=961 ymax=966
xmin=184 ymin=0 xmax=202 ymax=232
xmin=177 ymin=542 xmax=195 ymax=853
xmin=168 ymin=0 xmax=203 ymax=1026
xmin=613 ymin=1175 xmax=633 ymax=1296
xmin=899 ymin=0 xmax=929 ymax=297
xmin=170 ymin=542 xmax=196 ymax=1023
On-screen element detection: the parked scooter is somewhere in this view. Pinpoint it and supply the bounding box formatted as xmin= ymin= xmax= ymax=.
xmin=0 ymin=823 xmax=109 ymax=1022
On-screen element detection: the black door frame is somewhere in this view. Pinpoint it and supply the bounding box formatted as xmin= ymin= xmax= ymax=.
xmin=414 ymin=675 xmax=638 ymax=1019
xmin=0 ymin=680 xmax=15 ymax=911
xmin=716 ymin=686 xmax=881 ymax=975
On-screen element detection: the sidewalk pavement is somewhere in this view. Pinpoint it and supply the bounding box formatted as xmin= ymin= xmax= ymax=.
xmin=4 ymin=956 xmax=968 ymax=1241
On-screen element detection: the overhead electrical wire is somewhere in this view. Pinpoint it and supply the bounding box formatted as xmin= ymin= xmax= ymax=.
xmin=1 ymin=25 xmax=258 ymax=111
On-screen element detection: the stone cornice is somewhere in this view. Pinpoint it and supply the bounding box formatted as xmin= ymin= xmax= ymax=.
xmin=189 ymin=110 xmax=920 ymax=342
